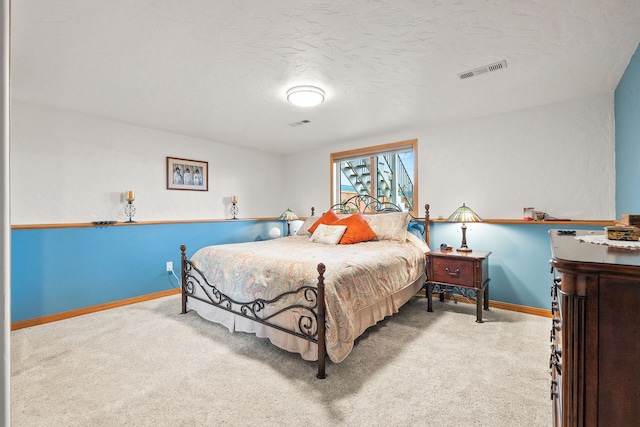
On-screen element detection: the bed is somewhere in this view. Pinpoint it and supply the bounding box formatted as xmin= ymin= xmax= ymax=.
xmin=180 ymin=195 xmax=431 ymax=378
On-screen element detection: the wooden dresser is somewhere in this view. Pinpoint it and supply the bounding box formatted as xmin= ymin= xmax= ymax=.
xmin=549 ymin=230 xmax=640 ymax=426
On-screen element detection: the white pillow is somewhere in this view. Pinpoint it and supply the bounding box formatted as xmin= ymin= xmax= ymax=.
xmin=309 ymin=224 xmax=348 ymax=245
xmin=296 ymin=216 xmax=317 ymax=236
xmin=364 ymin=212 xmax=410 ymax=242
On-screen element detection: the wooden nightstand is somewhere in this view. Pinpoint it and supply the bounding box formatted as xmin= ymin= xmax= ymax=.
xmin=425 ymin=249 xmax=491 ymax=322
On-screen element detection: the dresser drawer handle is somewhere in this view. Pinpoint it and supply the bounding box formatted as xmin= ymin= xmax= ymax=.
xmin=445 ymin=267 xmax=460 ymax=277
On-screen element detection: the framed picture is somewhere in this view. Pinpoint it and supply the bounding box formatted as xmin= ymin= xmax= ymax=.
xmin=166 ymin=157 xmax=208 ymax=191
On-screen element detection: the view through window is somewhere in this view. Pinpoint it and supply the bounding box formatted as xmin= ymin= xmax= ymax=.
xmin=331 ymin=139 xmax=417 ymax=215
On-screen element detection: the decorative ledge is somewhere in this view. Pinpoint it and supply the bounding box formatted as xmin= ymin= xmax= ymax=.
xmin=11 ymin=217 xmax=283 ymax=230
xmin=14 ymin=217 xmax=615 ymax=230
xmin=431 ymin=219 xmax=615 ymax=226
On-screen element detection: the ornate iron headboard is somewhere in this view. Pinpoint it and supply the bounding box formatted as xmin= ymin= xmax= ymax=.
xmin=329 ymin=194 xmax=406 ymax=214
xmin=313 ymin=194 xmax=430 ymax=247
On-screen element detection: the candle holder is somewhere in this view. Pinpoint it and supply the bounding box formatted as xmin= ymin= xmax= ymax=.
xmin=125 ymin=191 xmax=137 ymax=223
xmin=230 ymin=201 xmax=239 ymax=220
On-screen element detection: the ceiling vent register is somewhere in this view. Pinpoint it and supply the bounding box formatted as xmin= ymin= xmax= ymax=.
xmin=458 ymin=60 xmax=508 ymax=80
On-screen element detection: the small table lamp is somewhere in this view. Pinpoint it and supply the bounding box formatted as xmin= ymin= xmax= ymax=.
xmin=446 ymin=203 xmax=482 ymax=252
xmin=278 ymin=208 xmax=299 ymax=236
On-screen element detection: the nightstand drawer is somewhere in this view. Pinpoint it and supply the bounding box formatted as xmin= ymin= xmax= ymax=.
xmin=431 ymin=257 xmax=474 ymax=287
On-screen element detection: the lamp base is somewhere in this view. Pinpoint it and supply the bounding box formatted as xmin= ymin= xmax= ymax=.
xmin=457 ymin=223 xmax=472 ymax=252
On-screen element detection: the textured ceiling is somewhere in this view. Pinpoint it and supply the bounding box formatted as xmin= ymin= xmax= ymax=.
xmin=10 ymin=0 xmax=640 ymax=154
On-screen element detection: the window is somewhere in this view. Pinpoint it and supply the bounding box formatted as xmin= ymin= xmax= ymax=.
xmin=330 ymin=139 xmax=418 ymax=215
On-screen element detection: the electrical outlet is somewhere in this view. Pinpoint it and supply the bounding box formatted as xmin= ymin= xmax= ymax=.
xmin=166 ymin=261 xmax=173 ymax=272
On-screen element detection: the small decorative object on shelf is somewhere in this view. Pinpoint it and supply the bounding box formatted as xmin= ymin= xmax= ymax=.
xmin=230 ymin=195 xmax=239 ymax=220
xmin=124 ymin=190 xmax=136 ymax=223
xmin=91 ymin=220 xmax=117 ymax=225
xmin=523 ymin=207 xmax=534 ymax=221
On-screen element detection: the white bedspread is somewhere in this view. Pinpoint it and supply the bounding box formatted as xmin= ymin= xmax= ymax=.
xmin=187 ymin=234 xmax=428 ymax=362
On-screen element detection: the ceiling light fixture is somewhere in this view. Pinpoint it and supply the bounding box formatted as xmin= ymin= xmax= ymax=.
xmin=286 ymin=85 xmax=325 ymax=107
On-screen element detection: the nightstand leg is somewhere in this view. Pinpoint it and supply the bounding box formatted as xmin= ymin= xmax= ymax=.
xmin=484 ymin=282 xmax=490 ymax=311
xmin=476 ymin=289 xmax=483 ymax=323
xmin=427 ymin=282 xmax=433 ymax=312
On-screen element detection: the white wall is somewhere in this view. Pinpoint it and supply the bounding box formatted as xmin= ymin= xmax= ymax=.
xmin=285 ymin=93 xmax=616 ymax=220
xmin=10 ymin=101 xmax=286 ymax=224
xmin=11 ymin=92 xmax=616 ymax=225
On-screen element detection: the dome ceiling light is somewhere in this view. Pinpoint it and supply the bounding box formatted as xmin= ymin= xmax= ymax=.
xmin=286 ymin=85 xmax=325 ymax=107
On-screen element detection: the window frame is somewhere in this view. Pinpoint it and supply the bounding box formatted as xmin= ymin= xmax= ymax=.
xmin=330 ymin=139 xmax=418 ymax=216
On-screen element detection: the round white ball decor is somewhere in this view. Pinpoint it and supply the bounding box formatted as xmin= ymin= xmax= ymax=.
xmin=269 ymin=227 xmax=282 ymax=239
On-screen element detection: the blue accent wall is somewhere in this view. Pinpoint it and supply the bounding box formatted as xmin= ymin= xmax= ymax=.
xmin=431 ymin=222 xmax=603 ymax=310
xmin=615 ymin=42 xmax=640 ymax=216
xmin=11 ymin=221 xmax=282 ymax=323
xmin=12 ymin=219 xmax=606 ymax=323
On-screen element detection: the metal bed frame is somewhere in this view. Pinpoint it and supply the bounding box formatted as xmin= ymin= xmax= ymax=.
xmin=180 ymin=195 xmax=430 ymax=378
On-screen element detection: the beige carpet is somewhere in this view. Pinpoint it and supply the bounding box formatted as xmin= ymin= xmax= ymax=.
xmin=11 ymin=295 xmax=551 ymax=426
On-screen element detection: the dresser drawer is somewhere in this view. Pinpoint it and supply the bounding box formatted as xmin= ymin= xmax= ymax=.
xmin=431 ymin=257 xmax=475 ymax=287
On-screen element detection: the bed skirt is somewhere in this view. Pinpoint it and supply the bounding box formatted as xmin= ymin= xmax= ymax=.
xmin=186 ymin=273 xmax=425 ymax=362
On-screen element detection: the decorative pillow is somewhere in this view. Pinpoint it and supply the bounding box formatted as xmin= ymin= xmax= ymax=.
xmin=307 ymin=210 xmax=340 ymax=234
xmin=296 ymin=216 xmax=317 ymax=236
xmin=332 ymin=213 xmax=378 ymax=244
xmin=407 ymin=222 xmax=425 ymax=241
xmin=309 ymin=224 xmax=347 ymax=245
xmin=296 ymin=212 xmax=356 ymax=236
xmin=364 ymin=211 xmax=410 ymax=242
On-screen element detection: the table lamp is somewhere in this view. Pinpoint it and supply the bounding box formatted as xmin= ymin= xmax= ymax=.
xmin=278 ymin=208 xmax=299 ymax=236
xmin=446 ymin=203 xmax=482 ymax=252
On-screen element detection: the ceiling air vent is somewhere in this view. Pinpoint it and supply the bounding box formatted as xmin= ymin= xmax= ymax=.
xmin=288 ymin=120 xmax=311 ymax=127
xmin=458 ymin=60 xmax=507 ymax=80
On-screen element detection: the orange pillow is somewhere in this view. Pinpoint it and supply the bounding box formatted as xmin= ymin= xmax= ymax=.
xmin=308 ymin=210 xmax=340 ymax=234
xmin=332 ymin=213 xmax=378 ymax=244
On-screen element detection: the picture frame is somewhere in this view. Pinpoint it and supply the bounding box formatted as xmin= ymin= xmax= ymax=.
xmin=166 ymin=157 xmax=208 ymax=191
